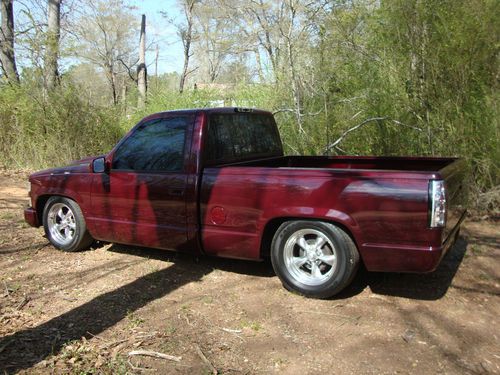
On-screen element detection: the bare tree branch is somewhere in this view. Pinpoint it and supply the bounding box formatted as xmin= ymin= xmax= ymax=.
xmin=273 ymin=108 xmax=322 ymax=117
xmin=324 ymin=117 xmax=423 ymax=155
xmin=117 ymin=57 xmax=138 ymax=83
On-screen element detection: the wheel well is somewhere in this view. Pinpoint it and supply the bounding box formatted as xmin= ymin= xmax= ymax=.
xmin=36 ymin=195 xmax=51 ymax=225
xmin=36 ymin=195 xmax=74 ymax=225
xmin=259 ymin=217 xmax=360 ymax=260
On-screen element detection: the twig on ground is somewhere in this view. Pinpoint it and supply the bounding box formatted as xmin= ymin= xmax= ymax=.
xmin=127 ymin=358 xmax=155 ymax=372
xmin=195 ymin=344 xmax=218 ymax=375
xmin=16 ymin=295 xmax=29 ymax=310
xmin=87 ymin=331 xmax=127 ymax=349
xmin=135 ymin=332 xmax=158 ymax=339
xmin=221 ymin=328 xmax=242 ymax=334
xmin=2 ymin=281 xmax=9 ymax=297
xmin=101 ymin=339 xmax=128 ymax=349
xmin=34 ymin=242 xmax=51 ymax=254
xmin=128 ymin=349 xmax=181 ymax=362
xmin=294 ymin=309 xmax=360 ymax=322
xmin=0 ymin=340 xmax=10 ymax=354
xmin=86 ymin=331 xmax=107 ymax=342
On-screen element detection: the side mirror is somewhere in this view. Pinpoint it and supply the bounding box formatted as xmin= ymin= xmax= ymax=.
xmin=92 ymin=157 xmax=109 ymax=173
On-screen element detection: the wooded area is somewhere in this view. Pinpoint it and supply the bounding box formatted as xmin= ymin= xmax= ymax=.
xmin=0 ymin=0 xmax=498 ymax=212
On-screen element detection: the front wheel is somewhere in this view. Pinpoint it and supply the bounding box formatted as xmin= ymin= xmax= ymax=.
xmin=271 ymin=221 xmax=359 ymax=299
xmin=43 ymin=196 xmax=94 ymax=252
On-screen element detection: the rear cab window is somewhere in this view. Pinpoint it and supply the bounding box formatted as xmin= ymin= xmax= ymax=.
xmin=204 ymin=112 xmax=283 ymax=165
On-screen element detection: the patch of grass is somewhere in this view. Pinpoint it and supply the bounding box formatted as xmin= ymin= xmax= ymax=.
xmin=60 ymin=340 xmax=90 ymax=365
xmin=273 ymin=357 xmax=287 ymax=367
xmin=5 ymin=281 xmax=21 ymax=293
xmin=160 ymin=338 xmax=180 ymax=353
xmin=103 ymin=355 xmax=130 ymax=375
xmin=201 ymin=295 xmax=213 ymax=305
xmin=478 ymin=272 xmax=494 ymax=281
xmin=164 ymin=324 xmax=177 ymax=336
xmin=239 ymin=319 xmax=263 ymax=332
xmin=469 ymin=245 xmax=487 ymax=256
xmin=0 ymin=212 xmax=15 ymax=220
xmin=144 ymin=263 xmax=161 ymax=280
xmin=126 ymin=311 xmax=144 ymax=329
xmin=57 ymin=341 xmax=130 ymax=374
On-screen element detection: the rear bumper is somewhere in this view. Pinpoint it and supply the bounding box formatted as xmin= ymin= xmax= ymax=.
xmin=361 ymin=213 xmax=465 ymax=273
xmin=24 ymin=207 xmax=40 ymax=227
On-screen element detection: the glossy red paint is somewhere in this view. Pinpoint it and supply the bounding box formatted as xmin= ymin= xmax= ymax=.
xmin=24 ymin=207 xmax=38 ymax=227
xmin=25 ymin=108 xmax=467 ymax=273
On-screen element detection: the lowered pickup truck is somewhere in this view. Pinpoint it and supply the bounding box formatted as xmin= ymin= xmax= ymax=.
xmin=25 ymin=108 xmax=468 ymax=298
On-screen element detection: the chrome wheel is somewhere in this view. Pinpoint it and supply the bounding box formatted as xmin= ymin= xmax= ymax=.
xmin=47 ymin=203 xmax=76 ymax=246
xmin=283 ymin=228 xmax=337 ymax=286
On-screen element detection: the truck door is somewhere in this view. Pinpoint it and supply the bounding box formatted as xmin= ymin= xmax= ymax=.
xmin=90 ymin=114 xmax=195 ymax=250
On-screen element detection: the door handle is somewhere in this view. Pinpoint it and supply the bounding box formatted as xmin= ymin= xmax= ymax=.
xmin=168 ymin=189 xmax=184 ymax=197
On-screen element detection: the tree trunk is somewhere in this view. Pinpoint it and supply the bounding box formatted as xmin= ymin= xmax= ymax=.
xmin=179 ymin=0 xmax=195 ymax=93
xmin=0 ymin=0 xmax=19 ymax=84
xmin=137 ymin=14 xmax=147 ymax=108
xmin=106 ymin=63 xmax=118 ymax=105
xmin=254 ymin=48 xmax=265 ymax=83
xmin=154 ymin=43 xmax=159 ymax=90
xmin=285 ymin=1 xmax=303 ymax=133
xmin=45 ymin=0 xmax=61 ymax=91
xmin=121 ymin=75 xmax=127 ymax=105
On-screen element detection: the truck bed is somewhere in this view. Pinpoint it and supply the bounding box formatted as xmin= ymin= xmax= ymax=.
xmin=220 ymin=156 xmax=468 ymax=241
xmin=227 ymin=155 xmax=459 ymax=172
xmin=201 ymin=155 xmax=467 ymax=272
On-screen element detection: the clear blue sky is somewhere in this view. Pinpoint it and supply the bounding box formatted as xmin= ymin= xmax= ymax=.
xmin=132 ymin=0 xmax=184 ymax=74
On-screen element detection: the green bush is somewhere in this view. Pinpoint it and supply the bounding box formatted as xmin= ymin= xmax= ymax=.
xmin=0 ymin=83 xmax=124 ymax=169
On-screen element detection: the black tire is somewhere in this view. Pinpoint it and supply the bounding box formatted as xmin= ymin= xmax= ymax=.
xmin=271 ymin=220 xmax=359 ymax=299
xmin=43 ymin=196 xmax=94 ymax=252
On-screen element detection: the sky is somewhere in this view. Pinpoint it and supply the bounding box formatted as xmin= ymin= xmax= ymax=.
xmin=132 ymin=0 xmax=185 ymax=74
xmin=11 ymin=0 xmax=186 ymax=75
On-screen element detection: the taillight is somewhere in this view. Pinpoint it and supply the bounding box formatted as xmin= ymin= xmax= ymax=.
xmin=429 ymin=180 xmax=446 ymax=228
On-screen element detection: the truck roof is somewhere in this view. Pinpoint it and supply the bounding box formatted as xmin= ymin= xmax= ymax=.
xmin=141 ymin=107 xmax=272 ymax=123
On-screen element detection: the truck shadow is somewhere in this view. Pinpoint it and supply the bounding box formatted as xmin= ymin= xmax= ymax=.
xmin=338 ymin=237 xmax=469 ymax=300
xmin=108 ymin=243 xmax=276 ymax=278
xmin=0 ymin=245 xmax=274 ymax=374
xmin=110 ymin=237 xmax=467 ymax=302
xmin=0 ymin=260 xmax=208 ymax=373
xmin=109 ymin=240 xmax=467 ymax=302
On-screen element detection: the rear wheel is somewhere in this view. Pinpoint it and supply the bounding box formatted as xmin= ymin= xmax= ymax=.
xmin=271 ymin=221 xmax=359 ymax=299
xmin=43 ymin=196 xmax=94 ymax=252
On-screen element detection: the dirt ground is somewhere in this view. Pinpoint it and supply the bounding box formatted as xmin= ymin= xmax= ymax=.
xmin=0 ymin=170 xmax=499 ymax=375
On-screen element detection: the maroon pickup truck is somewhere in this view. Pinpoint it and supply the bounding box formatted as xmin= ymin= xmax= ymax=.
xmin=24 ymin=108 xmax=468 ymax=298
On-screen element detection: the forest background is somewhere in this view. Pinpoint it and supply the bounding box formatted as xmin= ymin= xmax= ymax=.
xmin=0 ymin=0 xmax=498 ymax=213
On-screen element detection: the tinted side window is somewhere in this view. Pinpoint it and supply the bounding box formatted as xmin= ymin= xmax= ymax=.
xmin=206 ymin=113 xmax=282 ymax=163
xmin=112 ymin=117 xmax=190 ymax=172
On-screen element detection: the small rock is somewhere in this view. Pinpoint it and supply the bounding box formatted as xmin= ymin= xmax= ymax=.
xmin=480 ymin=360 xmax=494 ymax=373
xmin=33 ymin=359 xmax=47 ymax=368
xmin=95 ymin=355 xmax=105 ymax=368
xmin=402 ymin=329 xmax=416 ymax=343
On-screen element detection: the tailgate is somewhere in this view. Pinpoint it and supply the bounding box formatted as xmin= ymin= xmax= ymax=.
xmin=440 ymin=159 xmax=469 ymax=241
